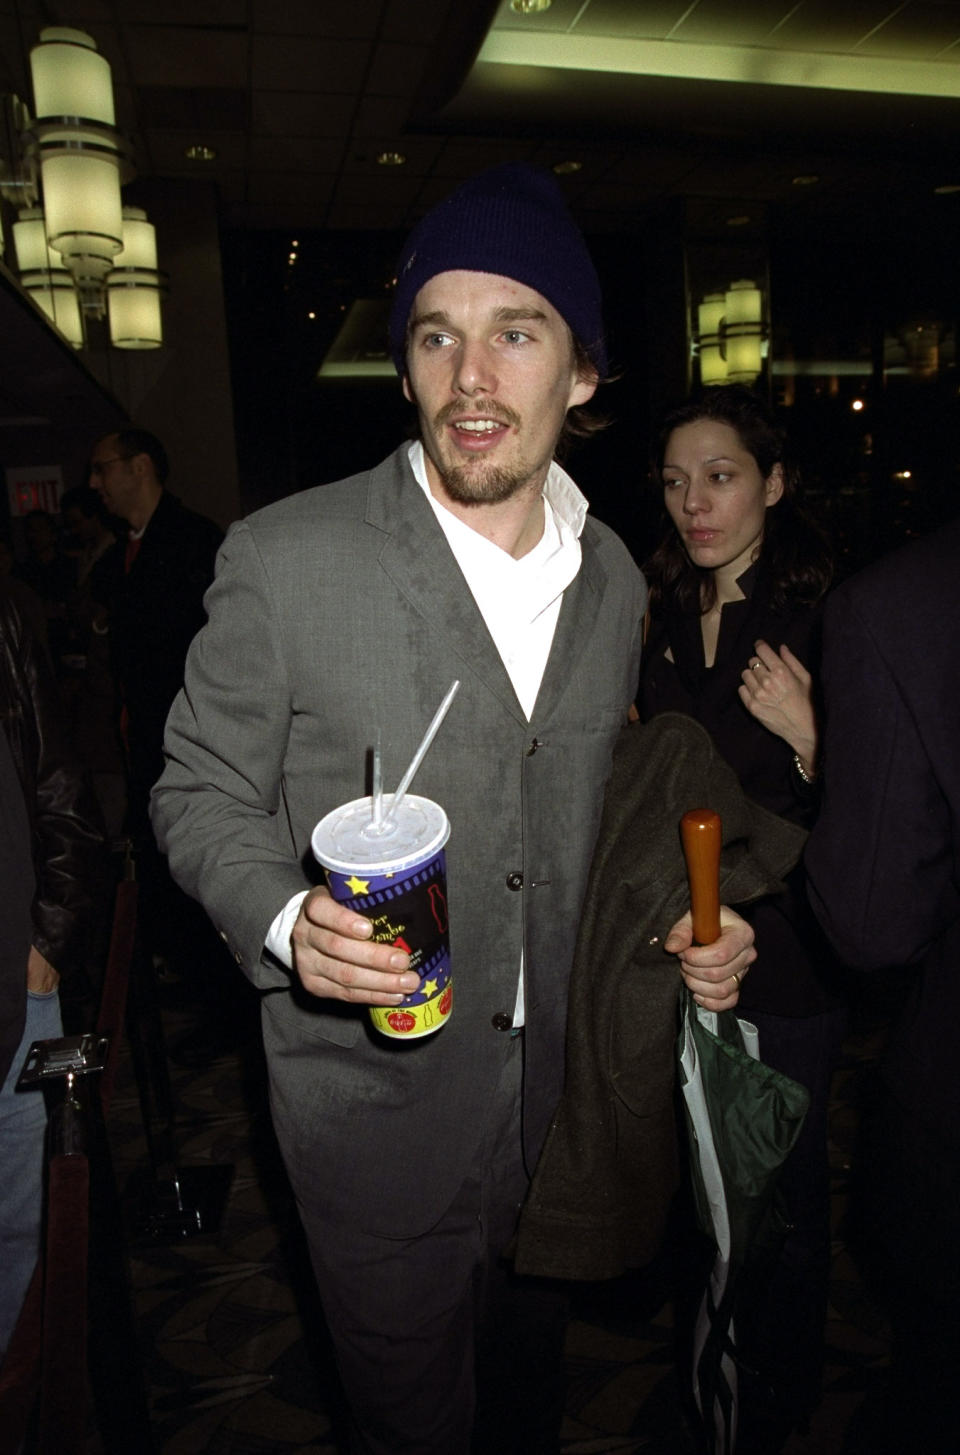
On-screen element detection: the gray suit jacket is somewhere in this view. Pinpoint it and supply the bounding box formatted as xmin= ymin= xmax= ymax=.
xmin=152 ymin=445 xmax=646 ymax=1235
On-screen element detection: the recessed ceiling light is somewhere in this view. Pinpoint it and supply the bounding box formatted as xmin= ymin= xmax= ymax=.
xmin=934 ymin=183 xmax=960 ymax=194
xmin=792 ymin=174 xmax=820 ymax=187
xmin=184 ymin=144 xmax=216 ymax=162
xmin=377 ymin=151 xmax=406 ymax=167
xmin=725 ymin=214 xmax=752 ymax=227
xmin=511 ymin=0 xmax=552 ymax=12
xmin=553 ymin=160 xmax=582 ymax=175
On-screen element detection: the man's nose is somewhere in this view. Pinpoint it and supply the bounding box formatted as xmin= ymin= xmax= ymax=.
xmin=452 ymin=339 xmax=497 ymax=397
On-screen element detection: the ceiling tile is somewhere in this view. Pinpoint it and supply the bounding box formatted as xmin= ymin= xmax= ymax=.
xmin=251 ymin=0 xmax=386 ymax=37
xmin=248 ymin=135 xmax=345 ymax=172
xmin=382 ymin=0 xmax=455 ymax=45
xmin=107 ymin=0 xmax=246 ymax=22
xmin=122 ymin=24 xmax=248 ymax=87
xmin=351 ymin=94 xmax=417 ymax=137
xmin=854 ymin=2 xmax=960 ymax=58
xmin=252 ymin=90 xmax=357 ymax=138
xmin=252 ymin=33 xmax=371 ymax=92
xmin=365 ymin=42 xmax=428 ymax=97
xmin=247 ymin=171 xmax=336 ymax=205
xmin=136 ymin=86 xmax=247 ymax=129
xmin=770 ymin=1 xmax=908 ymax=52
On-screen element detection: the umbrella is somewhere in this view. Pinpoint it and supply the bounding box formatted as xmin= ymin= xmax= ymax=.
xmin=678 ymin=810 xmax=810 ymax=1455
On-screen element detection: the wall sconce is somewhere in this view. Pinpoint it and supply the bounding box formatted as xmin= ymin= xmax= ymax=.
xmin=0 ymin=26 xmax=165 ymax=350
xmin=694 ymin=279 xmax=767 ymax=387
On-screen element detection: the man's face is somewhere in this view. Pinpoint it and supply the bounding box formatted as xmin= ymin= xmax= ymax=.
xmin=402 ymin=270 xmax=596 ymax=509
xmin=89 ymin=434 xmax=138 ymax=521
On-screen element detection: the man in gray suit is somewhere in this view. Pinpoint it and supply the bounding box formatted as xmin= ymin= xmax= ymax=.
xmin=152 ymin=165 xmax=755 ymax=1454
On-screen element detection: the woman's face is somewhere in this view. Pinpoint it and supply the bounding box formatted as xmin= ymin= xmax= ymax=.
xmin=661 ymin=418 xmax=783 ymax=579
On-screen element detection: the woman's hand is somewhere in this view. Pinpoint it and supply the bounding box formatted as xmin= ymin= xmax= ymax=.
xmin=739 ymin=638 xmax=818 ymax=775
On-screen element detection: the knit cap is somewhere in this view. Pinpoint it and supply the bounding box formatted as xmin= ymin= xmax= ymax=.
xmin=389 ymin=162 xmax=606 ymax=376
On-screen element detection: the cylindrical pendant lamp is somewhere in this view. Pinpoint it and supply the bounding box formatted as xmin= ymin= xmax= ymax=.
xmin=107 ymin=207 xmax=166 ymax=348
xmin=724 ymin=280 xmax=763 ymax=381
xmin=697 ymin=293 xmax=727 ymax=386
xmin=13 ymin=206 xmax=84 ymax=347
xmin=30 ymin=27 xmax=123 ymax=279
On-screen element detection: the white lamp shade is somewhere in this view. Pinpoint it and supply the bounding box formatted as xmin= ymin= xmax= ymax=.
xmin=107 ymin=282 xmax=163 ymax=348
xmin=724 ymin=280 xmax=763 ymax=327
xmin=113 ymin=208 xmax=158 ymax=269
xmin=724 ymin=280 xmax=764 ymax=381
xmin=42 ymin=152 xmax=123 ymax=273
xmin=20 ymin=273 xmax=85 ymax=346
xmin=697 ymin=293 xmax=726 ymax=339
xmin=13 ymin=208 xmax=61 ymax=272
xmin=107 ymin=206 xmax=164 ymax=347
xmin=697 ymin=292 xmax=728 ymax=385
xmin=30 ymin=28 xmax=115 ymax=125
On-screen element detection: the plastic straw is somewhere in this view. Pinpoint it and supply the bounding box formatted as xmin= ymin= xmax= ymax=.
xmin=386 ymin=679 xmax=461 ymax=824
xmin=372 ymin=730 xmax=383 ymax=829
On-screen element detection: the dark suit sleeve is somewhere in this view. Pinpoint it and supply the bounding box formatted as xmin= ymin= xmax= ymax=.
xmin=805 ymin=588 xmax=954 ymax=970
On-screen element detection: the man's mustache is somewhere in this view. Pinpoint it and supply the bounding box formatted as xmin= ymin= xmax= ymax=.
xmin=433 ymin=400 xmax=521 ymax=431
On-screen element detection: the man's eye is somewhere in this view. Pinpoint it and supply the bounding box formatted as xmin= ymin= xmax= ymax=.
xmin=501 ymin=329 xmax=529 ymax=345
xmin=422 ymin=332 xmax=452 ymax=349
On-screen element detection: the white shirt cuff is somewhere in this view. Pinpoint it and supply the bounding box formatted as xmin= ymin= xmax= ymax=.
xmin=264 ymin=889 xmax=310 ymax=969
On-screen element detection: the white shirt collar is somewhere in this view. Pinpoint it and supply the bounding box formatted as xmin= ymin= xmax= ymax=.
xmin=407 ymin=440 xmax=588 ymax=544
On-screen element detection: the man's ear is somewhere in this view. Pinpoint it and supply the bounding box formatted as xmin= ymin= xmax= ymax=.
xmin=569 ymin=365 xmax=598 ymax=410
xmin=402 ymin=374 xmax=414 ymax=404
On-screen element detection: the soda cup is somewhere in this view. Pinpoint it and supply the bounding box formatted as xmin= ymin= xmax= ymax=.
xmin=311 ymin=794 xmax=451 ymax=1039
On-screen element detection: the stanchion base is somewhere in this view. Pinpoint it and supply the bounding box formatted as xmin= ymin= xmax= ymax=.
xmin=124 ymin=1164 xmax=234 ymax=1243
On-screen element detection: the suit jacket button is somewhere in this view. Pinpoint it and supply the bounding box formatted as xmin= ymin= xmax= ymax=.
xmin=491 ymin=1012 xmax=512 ymax=1032
xmin=505 ymin=871 xmax=523 ymax=891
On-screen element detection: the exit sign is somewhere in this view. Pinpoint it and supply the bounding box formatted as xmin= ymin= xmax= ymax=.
xmin=6 ymin=466 xmax=63 ymax=517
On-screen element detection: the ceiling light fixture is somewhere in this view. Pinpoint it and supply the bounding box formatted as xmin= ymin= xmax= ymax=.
xmin=552 ymin=160 xmax=582 ymax=175
xmin=792 ymin=174 xmax=820 ymax=187
xmin=725 ymin=215 xmax=752 ymax=228
xmin=0 ymin=26 xmax=166 ymax=349
xmin=185 ymin=144 xmax=217 ymax=162
xmin=510 ymin=0 xmax=552 ymax=13
xmin=376 ymin=151 xmax=406 ymax=167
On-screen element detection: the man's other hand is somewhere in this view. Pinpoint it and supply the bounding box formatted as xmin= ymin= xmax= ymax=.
xmin=664 ymin=906 xmax=756 ymax=1013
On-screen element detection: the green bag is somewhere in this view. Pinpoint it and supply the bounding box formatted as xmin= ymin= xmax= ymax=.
xmin=678 ymin=989 xmax=810 ymax=1455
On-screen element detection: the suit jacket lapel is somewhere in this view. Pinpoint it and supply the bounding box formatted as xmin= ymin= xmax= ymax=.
xmin=368 ymin=449 xmax=527 ymax=725
xmin=531 ymin=526 xmax=606 ymax=726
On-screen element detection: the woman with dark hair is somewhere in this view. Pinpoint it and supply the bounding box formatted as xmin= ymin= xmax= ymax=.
xmin=639 ymin=384 xmax=845 ymax=1453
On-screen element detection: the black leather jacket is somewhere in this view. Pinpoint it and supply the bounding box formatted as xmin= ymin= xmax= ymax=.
xmin=0 ymin=580 xmax=106 ymax=991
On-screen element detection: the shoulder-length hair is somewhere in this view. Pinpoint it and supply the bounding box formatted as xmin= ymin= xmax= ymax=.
xmin=643 ymin=384 xmax=833 ymax=615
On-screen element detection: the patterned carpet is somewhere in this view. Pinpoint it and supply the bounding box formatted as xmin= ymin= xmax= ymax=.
xmin=89 ymin=976 xmax=894 ymax=1455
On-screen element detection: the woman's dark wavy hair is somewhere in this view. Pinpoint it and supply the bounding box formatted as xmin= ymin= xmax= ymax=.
xmin=644 ymin=384 xmax=833 ymax=615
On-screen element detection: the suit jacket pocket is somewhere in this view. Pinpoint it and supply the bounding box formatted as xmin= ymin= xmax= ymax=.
xmin=265 ymin=984 xmax=363 ymax=1049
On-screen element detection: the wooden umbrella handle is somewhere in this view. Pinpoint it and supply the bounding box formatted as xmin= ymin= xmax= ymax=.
xmin=681 ymin=809 xmax=722 ymax=946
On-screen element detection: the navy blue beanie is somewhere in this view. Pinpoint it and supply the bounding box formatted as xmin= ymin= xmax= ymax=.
xmin=389 ymin=162 xmax=607 ymax=377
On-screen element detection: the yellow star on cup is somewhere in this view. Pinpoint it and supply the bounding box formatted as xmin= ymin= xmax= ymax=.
xmin=344 ymin=874 xmax=369 ymax=895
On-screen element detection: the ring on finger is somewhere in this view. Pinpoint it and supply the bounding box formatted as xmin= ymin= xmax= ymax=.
xmin=750 ymin=659 xmax=761 ymax=672
xmin=730 ymin=971 xmax=741 ymax=988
